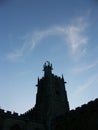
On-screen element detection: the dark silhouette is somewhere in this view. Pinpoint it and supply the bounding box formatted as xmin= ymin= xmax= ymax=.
xmin=10 ymin=124 xmax=21 ymax=130
xmin=0 ymin=62 xmax=98 ymax=130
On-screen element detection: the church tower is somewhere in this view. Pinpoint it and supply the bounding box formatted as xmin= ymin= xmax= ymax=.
xmin=34 ymin=61 xmax=69 ymax=122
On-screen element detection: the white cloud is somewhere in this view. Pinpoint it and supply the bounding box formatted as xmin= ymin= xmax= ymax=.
xmin=65 ymin=18 xmax=88 ymax=55
xmin=72 ymin=74 xmax=98 ymax=99
xmin=6 ymin=42 xmax=28 ymax=61
xmin=72 ymin=61 xmax=98 ymax=74
xmin=30 ymin=26 xmax=67 ymax=49
xmin=6 ymin=16 xmax=89 ymax=61
xmin=6 ymin=50 xmax=23 ymax=61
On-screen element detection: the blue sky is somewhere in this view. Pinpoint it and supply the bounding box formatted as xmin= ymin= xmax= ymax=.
xmin=0 ymin=0 xmax=98 ymax=114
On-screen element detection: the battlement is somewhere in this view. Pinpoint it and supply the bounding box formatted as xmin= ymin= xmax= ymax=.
xmin=0 ymin=108 xmax=20 ymax=119
xmin=72 ymin=98 xmax=98 ymax=113
xmin=20 ymin=107 xmax=36 ymax=121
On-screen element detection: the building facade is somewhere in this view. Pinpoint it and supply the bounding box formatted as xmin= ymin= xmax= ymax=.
xmin=0 ymin=62 xmax=98 ymax=130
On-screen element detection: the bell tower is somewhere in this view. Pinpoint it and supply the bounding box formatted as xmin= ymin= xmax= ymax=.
xmin=34 ymin=61 xmax=69 ymax=122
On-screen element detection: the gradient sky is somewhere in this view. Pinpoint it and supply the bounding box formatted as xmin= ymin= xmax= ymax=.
xmin=0 ymin=0 xmax=98 ymax=114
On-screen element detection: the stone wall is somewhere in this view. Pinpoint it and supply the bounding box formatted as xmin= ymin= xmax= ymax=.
xmin=0 ymin=109 xmax=45 ymax=130
xmin=52 ymin=98 xmax=98 ymax=130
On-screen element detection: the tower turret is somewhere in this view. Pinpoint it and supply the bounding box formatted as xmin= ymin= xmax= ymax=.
xmin=43 ymin=61 xmax=53 ymax=77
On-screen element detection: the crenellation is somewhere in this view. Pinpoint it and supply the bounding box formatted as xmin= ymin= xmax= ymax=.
xmin=0 ymin=108 xmax=5 ymax=114
xmin=13 ymin=112 xmax=18 ymax=116
xmin=6 ymin=110 xmax=12 ymax=115
xmin=75 ymin=107 xmax=81 ymax=112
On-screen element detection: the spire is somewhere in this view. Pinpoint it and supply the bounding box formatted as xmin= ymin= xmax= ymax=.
xmin=62 ymin=74 xmax=67 ymax=84
xmin=38 ymin=77 xmax=40 ymax=83
xmin=62 ymin=74 xmax=64 ymax=80
xmin=36 ymin=77 xmax=40 ymax=87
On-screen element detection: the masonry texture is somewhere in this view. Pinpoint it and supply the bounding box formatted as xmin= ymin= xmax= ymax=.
xmin=0 ymin=61 xmax=98 ymax=130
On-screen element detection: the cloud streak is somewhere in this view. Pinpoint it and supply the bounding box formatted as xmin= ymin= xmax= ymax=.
xmin=72 ymin=74 xmax=98 ymax=99
xmin=6 ymin=16 xmax=89 ymax=61
xmin=6 ymin=43 xmax=27 ymax=61
xmin=65 ymin=18 xmax=88 ymax=55
xmin=72 ymin=61 xmax=98 ymax=74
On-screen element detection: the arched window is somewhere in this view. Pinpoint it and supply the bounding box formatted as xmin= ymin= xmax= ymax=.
xmin=10 ymin=124 xmax=21 ymax=130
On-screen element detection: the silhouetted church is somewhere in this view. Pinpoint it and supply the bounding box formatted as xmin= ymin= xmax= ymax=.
xmin=0 ymin=61 xmax=98 ymax=130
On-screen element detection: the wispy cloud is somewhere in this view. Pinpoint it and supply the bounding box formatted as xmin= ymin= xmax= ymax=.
xmin=69 ymin=74 xmax=98 ymax=109
xmin=6 ymin=50 xmax=23 ymax=61
xmin=72 ymin=74 xmax=98 ymax=99
xmin=6 ymin=16 xmax=89 ymax=61
xmin=72 ymin=61 xmax=98 ymax=74
xmin=65 ymin=17 xmax=88 ymax=56
xmin=6 ymin=43 xmax=27 ymax=61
